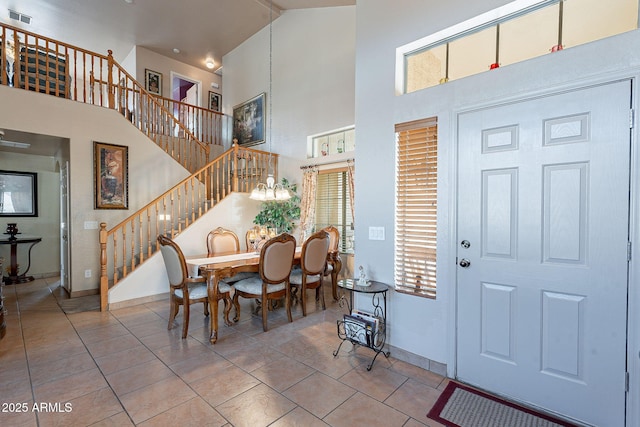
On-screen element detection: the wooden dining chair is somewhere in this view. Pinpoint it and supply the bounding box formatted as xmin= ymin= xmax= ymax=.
xmin=289 ymin=230 xmax=330 ymax=316
xmin=321 ymin=225 xmax=343 ymax=301
xmin=230 ymin=233 xmax=296 ymax=332
xmin=207 ymin=227 xmax=256 ymax=283
xmin=207 ymin=227 xmax=241 ymax=256
xmin=158 ymin=234 xmax=232 ymax=339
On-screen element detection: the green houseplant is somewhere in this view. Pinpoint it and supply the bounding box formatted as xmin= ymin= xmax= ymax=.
xmin=253 ymin=178 xmax=301 ymax=233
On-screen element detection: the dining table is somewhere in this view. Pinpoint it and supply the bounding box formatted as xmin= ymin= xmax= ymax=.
xmin=186 ymin=247 xmax=301 ymax=344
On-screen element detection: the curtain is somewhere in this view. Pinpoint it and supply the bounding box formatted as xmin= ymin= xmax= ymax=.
xmin=299 ymin=167 xmax=318 ymax=242
xmin=347 ymin=160 xmax=355 ymax=223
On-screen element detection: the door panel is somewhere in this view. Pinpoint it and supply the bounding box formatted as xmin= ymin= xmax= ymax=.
xmin=456 ymin=81 xmax=630 ymax=427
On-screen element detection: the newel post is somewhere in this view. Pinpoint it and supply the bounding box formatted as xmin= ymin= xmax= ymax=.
xmin=232 ymin=143 xmax=239 ymax=192
xmin=107 ymin=50 xmax=115 ymax=110
xmin=99 ymin=222 xmax=108 ymax=311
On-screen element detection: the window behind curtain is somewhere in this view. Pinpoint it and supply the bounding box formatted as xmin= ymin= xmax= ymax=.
xmin=395 ymin=118 xmax=437 ymax=298
xmin=314 ymin=170 xmax=354 ymax=253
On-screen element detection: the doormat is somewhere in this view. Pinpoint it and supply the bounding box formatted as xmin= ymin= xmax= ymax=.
xmin=427 ymin=381 xmax=580 ymax=427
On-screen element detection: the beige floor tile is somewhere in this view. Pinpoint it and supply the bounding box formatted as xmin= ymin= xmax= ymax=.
xmin=251 ymin=356 xmax=315 ymax=392
xmin=36 ymin=387 xmax=123 ymax=427
xmin=323 ymin=392 xmax=409 ymax=427
xmin=168 ymin=350 xmax=232 ymax=384
xmin=339 ymin=364 xmax=408 ymax=401
xmin=89 ymin=411 xmax=135 ymax=426
xmin=215 ymin=383 xmax=296 ymax=427
xmin=77 ymin=322 xmax=131 ymax=344
xmin=191 ymin=365 xmax=261 ymax=407
xmin=384 ymin=378 xmax=443 ymax=421
xmin=66 ymin=311 xmax=121 ymax=332
xmin=33 ymin=367 xmax=109 ymax=404
xmin=283 ymin=371 xmax=356 ymax=418
xmin=119 ymin=376 xmax=196 ymax=424
xmin=270 ymin=406 xmax=329 ymax=427
xmin=151 ymin=337 xmax=214 ymax=365
xmin=29 ymin=351 xmax=97 ymax=387
xmin=106 ymin=358 xmax=175 ymax=396
xmin=389 ymin=360 xmax=445 ymax=389
xmin=84 ymin=334 xmax=142 ymax=359
xmin=94 ymin=345 xmax=157 ymax=376
xmin=223 ymin=339 xmax=287 ymax=372
xmin=0 ymin=404 xmax=38 ymax=427
xmin=137 ymin=397 xmax=227 ymax=427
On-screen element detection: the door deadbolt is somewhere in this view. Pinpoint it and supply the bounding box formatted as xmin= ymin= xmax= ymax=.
xmin=460 ymin=240 xmax=471 ymax=249
xmin=459 ymin=259 xmax=471 ymax=268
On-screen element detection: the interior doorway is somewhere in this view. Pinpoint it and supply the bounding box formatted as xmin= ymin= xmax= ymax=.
xmin=171 ymin=72 xmax=202 ymax=138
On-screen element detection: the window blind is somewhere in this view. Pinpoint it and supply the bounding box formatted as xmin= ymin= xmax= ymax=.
xmin=395 ymin=119 xmax=437 ymax=298
xmin=314 ymin=169 xmax=354 ymax=252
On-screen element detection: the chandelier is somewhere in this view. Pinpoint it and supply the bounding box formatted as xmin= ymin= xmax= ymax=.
xmin=249 ymin=0 xmax=291 ymax=202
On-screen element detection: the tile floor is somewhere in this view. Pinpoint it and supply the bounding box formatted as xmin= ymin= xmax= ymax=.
xmin=0 ymin=277 xmax=448 ymax=426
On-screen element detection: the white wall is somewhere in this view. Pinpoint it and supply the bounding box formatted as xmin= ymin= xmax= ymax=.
xmin=222 ymin=6 xmax=356 ymax=183
xmin=0 ymin=87 xmax=190 ymax=294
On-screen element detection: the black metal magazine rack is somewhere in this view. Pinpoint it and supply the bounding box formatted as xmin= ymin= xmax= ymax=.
xmin=334 ymin=279 xmax=390 ymax=370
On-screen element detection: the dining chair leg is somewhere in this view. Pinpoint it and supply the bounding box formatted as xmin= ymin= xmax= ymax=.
xmin=232 ymin=293 xmax=241 ymax=323
xmin=223 ymin=295 xmax=233 ymax=326
xmin=301 ymin=281 xmax=307 ymax=317
xmin=203 ymin=301 xmax=210 ymax=317
xmin=182 ymin=302 xmax=190 ymax=339
xmin=168 ymin=299 xmax=178 ymax=330
xmin=331 ymin=271 xmax=339 ymax=301
xmin=285 ymin=285 xmax=293 ymax=323
xmin=319 ymin=282 xmax=326 ymax=310
xmin=211 ymin=297 xmax=219 ymax=343
xmin=261 ymin=290 xmax=269 ymax=332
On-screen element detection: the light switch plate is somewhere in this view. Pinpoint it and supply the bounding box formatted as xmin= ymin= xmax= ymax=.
xmin=368 ymin=226 xmax=385 ymax=240
xmin=84 ymin=221 xmax=99 ymax=230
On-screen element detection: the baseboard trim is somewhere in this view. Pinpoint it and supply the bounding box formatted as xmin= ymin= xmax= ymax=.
xmin=70 ymin=288 xmax=99 ymax=298
xmin=387 ymin=344 xmax=447 ymax=377
xmin=108 ymin=292 xmax=169 ymax=310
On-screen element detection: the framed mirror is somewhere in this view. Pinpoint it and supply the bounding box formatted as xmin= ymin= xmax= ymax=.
xmin=0 ymin=170 xmax=38 ymax=217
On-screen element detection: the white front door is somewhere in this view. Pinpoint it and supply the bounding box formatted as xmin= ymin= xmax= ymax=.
xmin=456 ymin=81 xmax=631 ymax=427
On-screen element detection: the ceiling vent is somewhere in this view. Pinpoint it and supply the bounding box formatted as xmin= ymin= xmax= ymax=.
xmin=8 ymin=10 xmax=32 ymax=25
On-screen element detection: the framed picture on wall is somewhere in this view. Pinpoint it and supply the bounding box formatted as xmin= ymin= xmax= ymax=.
xmin=94 ymin=142 xmax=129 ymax=209
xmin=232 ymin=93 xmax=265 ymax=147
xmin=145 ymin=69 xmax=162 ymax=96
xmin=209 ymin=91 xmax=221 ymax=112
xmin=0 ymin=170 xmax=38 ymax=217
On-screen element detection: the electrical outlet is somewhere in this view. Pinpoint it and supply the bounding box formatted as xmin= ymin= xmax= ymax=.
xmin=84 ymin=269 xmax=92 ymax=278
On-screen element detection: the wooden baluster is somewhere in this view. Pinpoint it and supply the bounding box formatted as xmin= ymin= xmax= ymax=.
xmin=138 ymin=215 xmax=144 ymax=264
xmin=121 ymin=227 xmax=127 ymax=278
xmin=112 ymin=231 xmax=118 ymax=284
xmin=107 ymin=50 xmax=114 ymax=109
xmin=99 ymin=223 xmax=108 ymax=311
xmin=130 ymin=220 xmax=135 ymax=272
xmin=147 ymin=209 xmax=153 ymax=258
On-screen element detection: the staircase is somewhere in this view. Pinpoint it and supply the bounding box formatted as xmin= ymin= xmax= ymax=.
xmin=0 ymin=22 xmax=277 ymax=311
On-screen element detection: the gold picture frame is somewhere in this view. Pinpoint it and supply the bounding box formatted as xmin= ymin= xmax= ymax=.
xmin=94 ymin=141 xmax=128 ymax=209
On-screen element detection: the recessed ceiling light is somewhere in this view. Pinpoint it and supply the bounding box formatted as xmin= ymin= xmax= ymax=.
xmin=172 ymin=48 xmax=180 ymax=54
xmin=205 ymin=59 xmax=215 ymax=69
xmin=124 ymin=0 xmax=134 ymax=4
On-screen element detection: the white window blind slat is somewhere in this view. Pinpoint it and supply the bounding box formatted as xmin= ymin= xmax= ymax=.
xmin=395 ymin=119 xmax=438 ymax=298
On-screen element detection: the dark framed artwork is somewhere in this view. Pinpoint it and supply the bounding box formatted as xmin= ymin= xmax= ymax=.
xmin=94 ymin=142 xmax=128 ymax=209
xmin=232 ymin=93 xmax=265 ymax=147
xmin=0 ymin=170 xmax=38 ymax=217
xmin=145 ymin=68 xmax=162 ymax=96
xmin=209 ymin=91 xmax=221 ymax=112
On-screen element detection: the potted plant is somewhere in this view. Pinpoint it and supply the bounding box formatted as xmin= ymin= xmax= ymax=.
xmin=253 ymin=178 xmax=301 ymax=233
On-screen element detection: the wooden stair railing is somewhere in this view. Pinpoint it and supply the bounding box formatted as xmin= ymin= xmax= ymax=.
xmin=99 ymin=145 xmax=277 ymax=311
xmin=0 ymin=22 xmax=230 ymax=172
